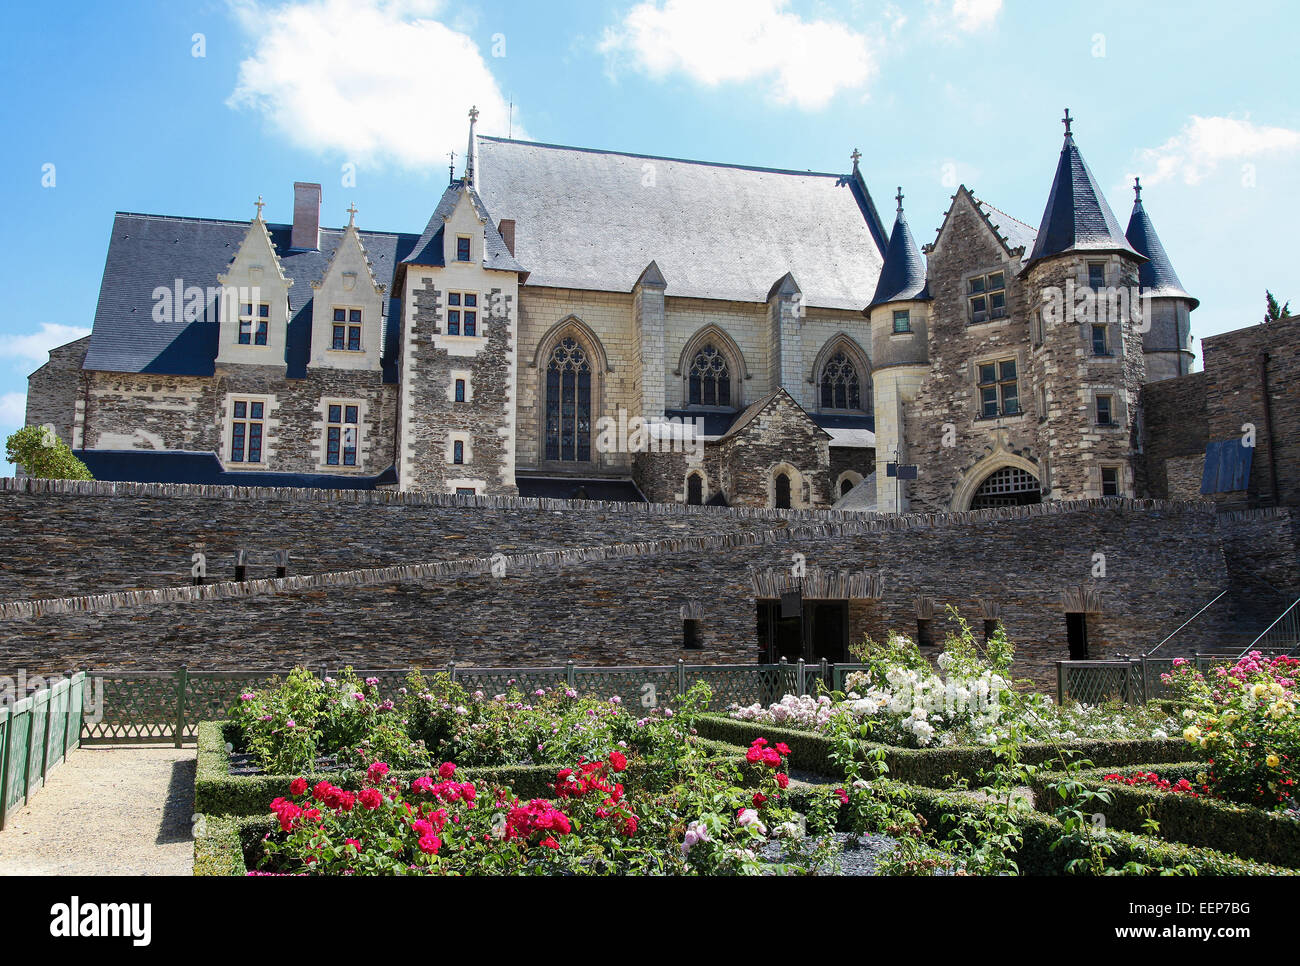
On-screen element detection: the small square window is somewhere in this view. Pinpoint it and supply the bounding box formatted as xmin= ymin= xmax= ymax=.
xmin=456 ymin=237 xmax=471 ymax=262
xmin=893 ymin=309 xmax=911 ymax=333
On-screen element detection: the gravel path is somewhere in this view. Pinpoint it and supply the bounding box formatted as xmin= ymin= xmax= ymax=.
xmin=0 ymin=745 xmax=196 ymax=876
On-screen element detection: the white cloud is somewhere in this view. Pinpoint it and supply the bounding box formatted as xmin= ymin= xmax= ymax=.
xmin=226 ymin=0 xmax=521 ymax=169
xmin=599 ymin=0 xmax=880 ymax=110
xmin=0 ymin=323 xmax=91 ymax=370
xmin=948 ymin=0 xmax=1002 ymax=31
xmin=1133 ymin=115 xmax=1300 ymax=186
xmin=0 ymin=392 xmax=25 ymax=427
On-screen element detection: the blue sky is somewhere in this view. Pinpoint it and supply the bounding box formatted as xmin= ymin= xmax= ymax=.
xmin=2 ymin=0 xmax=1298 ymax=465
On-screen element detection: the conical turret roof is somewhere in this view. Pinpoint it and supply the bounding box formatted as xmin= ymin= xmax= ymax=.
xmin=868 ymin=188 xmax=929 ymax=308
xmin=1125 ymin=179 xmax=1197 ymax=308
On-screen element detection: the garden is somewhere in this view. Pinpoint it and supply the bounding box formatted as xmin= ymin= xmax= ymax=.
xmin=194 ymin=617 xmax=1300 ymax=876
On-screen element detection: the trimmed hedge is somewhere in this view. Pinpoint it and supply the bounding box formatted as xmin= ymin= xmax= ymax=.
xmin=1028 ymin=763 xmax=1300 ymax=868
xmin=198 ymin=782 xmax=1293 ymax=877
xmin=696 ymin=714 xmax=1195 ymax=786
xmin=195 ymin=721 xmax=751 ymax=817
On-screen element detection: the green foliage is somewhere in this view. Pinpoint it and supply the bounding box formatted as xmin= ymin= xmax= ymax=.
xmin=1265 ymin=290 xmax=1292 ymax=323
xmin=848 ymin=630 xmax=930 ymax=684
xmin=5 ymin=425 xmax=92 ymax=480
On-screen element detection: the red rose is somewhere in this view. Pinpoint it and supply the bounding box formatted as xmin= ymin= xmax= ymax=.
xmin=289 ymin=777 xmax=308 ymax=797
xmin=775 ymin=772 xmax=789 ymax=789
xmin=609 ymin=751 xmax=628 ymax=772
xmin=438 ymin=762 xmax=456 ymax=779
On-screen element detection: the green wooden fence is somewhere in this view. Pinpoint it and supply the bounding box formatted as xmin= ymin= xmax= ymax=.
xmin=0 ymin=672 xmax=87 ymax=831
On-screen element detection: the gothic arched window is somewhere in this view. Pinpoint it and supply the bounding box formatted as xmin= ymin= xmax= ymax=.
xmin=688 ymin=345 xmax=731 ymax=407
xmin=545 ymin=336 xmax=592 ymax=462
xmin=820 ymin=351 xmax=861 ymax=411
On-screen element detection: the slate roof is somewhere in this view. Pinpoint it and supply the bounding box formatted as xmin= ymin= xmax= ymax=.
xmin=74 ymin=449 xmax=397 ymax=488
xmin=1027 ymin=133 xmax=1141 ymax=267
xmin=869 ymin=204 xmax=929 ymax=308
xmin=402 ymin=181 xmax=526 ymax=274
xmin=514 ymin=476 xmax=646 ymax=502
xmin=475 ymin=137 xmax=888 ymax=310
xmin=1125 ymin=195 xmax=1197 ymax=307
xmin=82 ymin=212 xmax=419 ymax=378
xmin=718 ymin=388 xmax=832 ymax=443
xmin=973 ymin=199 xmax=1038 ymax=256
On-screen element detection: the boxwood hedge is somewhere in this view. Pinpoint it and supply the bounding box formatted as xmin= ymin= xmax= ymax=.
xmin=695 ymin=714 xmax=1196 ymax=786
xmin=1027 ymin=763 xmax=1300 ymax=868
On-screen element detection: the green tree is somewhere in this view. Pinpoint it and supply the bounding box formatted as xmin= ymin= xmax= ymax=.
xmin=5 ymin=425 xmax=93 ymax=480
xmin=1264 ymin=290 xmax=1292 ymax=323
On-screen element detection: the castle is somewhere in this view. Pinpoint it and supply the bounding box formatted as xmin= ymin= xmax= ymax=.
xmin=27 ymin=108 xmax=1241 ymax=513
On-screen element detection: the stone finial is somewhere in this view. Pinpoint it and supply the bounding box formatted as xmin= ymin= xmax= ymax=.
xmin=850 ymin=147 xmax=861 ymax=170
xmin=346 ymin=202 xmax=358 ymax=227
xmin=895 ymin=186 xmax=904 ymax=214
xmin=254 ymin=194 xmax=265 ymax=219
xmin=1133 ymin=176 xmax=1142 ymax=202
xmin=448 ymin=150 xmax=456 ymax=185
xmin=1062 ymin=107 xmax=1073 ymax=137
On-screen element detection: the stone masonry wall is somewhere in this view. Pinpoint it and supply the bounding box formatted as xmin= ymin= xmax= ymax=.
xmin=1139 ymin=371 xmax=1207 ymax=500
xmin=24 ymin=336 xmax=90 ymax=451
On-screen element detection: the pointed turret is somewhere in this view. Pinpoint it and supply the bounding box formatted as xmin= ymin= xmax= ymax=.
xmin=1125 ymin=178 xmax=1197 ymax=381
xmin=1027 ymin=109 xmax=1141 ymax=267
xmin=464 ymin=105 xmax=479 ymax=188
xmin=1125 ymin=177 xmax=1197 ymax=308
xmin=869 ymin=187 xmax=929 ymax=308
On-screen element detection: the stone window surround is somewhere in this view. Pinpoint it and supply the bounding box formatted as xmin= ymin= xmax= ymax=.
xmin=446 ymin=431 xmax=473 ymax=466
xmin=447 ymin=369 xmax=473 ymax=404
xmin=971 ymin=349 xmax=1025 ymax=421
xmin=835 ymin=470 xmax=864 ymax=498
xmin=766 ymin=461 xmax=808 ymax=510
xmin=683 ymin=468 xmax=709 ymax=505
xmin=964 ymin=266 xmax=1010 ymax=325
xmin=531 ymin=315 xmax=610 ymax=471
xmin=237 ymin=301 xmax=271 ymax=347
xmin=222 ymin=393 xmax=276 ymax=469
xmin=445 ymin=290 xmax=481 ymax=337
xmin=1087 ymin=386 xmax=1127 ymax=430
xmin=674 ymin=323 xmax=750 ymax=412
xmin=808 ymin=334 xmax=872 ymax=416
xmin=328 ymin=305 xmax=365 ymax=353
xmin=315 ymin=396 xmax=368 ymax=471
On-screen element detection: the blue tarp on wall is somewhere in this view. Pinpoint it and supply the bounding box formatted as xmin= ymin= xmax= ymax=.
xmin=1200 ymin=439 xmax=1253 ymax=494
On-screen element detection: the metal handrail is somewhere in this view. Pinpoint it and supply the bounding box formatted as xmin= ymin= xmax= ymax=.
xmin=1144 ymin=590 xmax=1228 ymax=656
xmin=1238 ymin=596 xmax=1300 ymax=659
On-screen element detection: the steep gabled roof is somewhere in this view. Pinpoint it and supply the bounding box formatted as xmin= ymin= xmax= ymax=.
xmin=972 ymin=199 xmax=1037 ymax=256
xmin=82 ymin=212 xmax=418 ymax=377
xmin=869 ymin=192 xmax=929 ymax=308
xmin=718 ymin=387 xmax=832 ymax=443
xmin=475 ymin=136 xmax=887 ymax=310
xmin=1027 ymin=125 xmax=1141 ymax=267
xmin=402 ymin=181 xmax=525 ymax=273
xmin=1125 ymin=183 xmax=1198 ymax=308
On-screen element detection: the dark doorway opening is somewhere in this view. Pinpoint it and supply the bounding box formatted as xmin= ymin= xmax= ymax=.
xmin=1066 ymin=612 xmax=1089 ymax=660
xmin=774 ymin=473 xmax=791 ymax=509
xmin=970 ymin=466 xmax=1041 ymax=510
xmin=686 ymin=473 xmax=703 ymax=505
xmin=756 ymin=599 xmax=849 ymax=663
xmin=682 ymin=618 xmax=702 ymax=650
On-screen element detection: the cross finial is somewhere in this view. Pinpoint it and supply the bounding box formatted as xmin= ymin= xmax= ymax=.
xmin=346 ymin=202 xmax=357 ymax=226
xmin=468 ymin=105 xmax=479 ymax=123
xmin=1062 ymin=108 xmax=1073 ymax=137
xmin=254 ymin=194 xmax=265 ymax=219
xmin=850 ymin=147 xmax=861 ymax=169
xmin=1133 ymin=176 xmax=1142 ymax=202
xmin=895 ymin=186 xmax=904 ymax=214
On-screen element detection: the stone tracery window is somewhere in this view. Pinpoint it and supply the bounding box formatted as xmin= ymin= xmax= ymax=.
xmin=544 ymin=336 xmax=592 ymax=462
xmin=688 ymin=345 xmax=731 ymax=407
xmin=819 ymin=351 xmax=862 ymax=411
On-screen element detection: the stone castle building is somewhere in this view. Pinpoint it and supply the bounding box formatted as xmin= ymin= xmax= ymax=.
xmin=30 ymin=108 xmax=1262 ymax=513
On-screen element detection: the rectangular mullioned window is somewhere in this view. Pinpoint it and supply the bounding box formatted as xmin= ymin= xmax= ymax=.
xmin=446 ymin=292 xmax=478 ymax=336
xmin=968 ymin=271 xmax=1007 ymax=323
xmin=892 ymin=309 xmax=911 ymax=333
xmin=230 ymin=400 xmax=265 ymax=463
xmin=325 ymin=404 xmax=359 ymax=466
xmin=332 ymin=308 xmax=362 ymax=351
xmin=238 ymin=303 xmax=270 ymax=346
xmin=977 ymin=359 xmax=1019 ymax=417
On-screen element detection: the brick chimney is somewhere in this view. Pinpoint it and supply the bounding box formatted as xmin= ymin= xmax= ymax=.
xmin=291 ymin=182 xmax=322 ymax=250
xmin=497 ymin=219 xmax=515 ymax=256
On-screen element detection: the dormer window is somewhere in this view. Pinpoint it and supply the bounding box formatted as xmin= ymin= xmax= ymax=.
xmin=332 ymin=308 xmax=363 ymax=351
xmin=447 ymin=292 xmax=478 ymax=336
xmin=456 ymin=236 xmax=471 ymax=262
xmin=968 ymin=271 xmax=1007 ymax=323
xmin=238 ymin=302 xmax=270 ymax=346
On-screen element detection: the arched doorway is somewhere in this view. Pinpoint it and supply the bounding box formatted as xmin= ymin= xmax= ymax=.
xmin=969 ymin=465 xmax=1041 ymax=509
xmin=774 ymin=472 xmax=792 ymax=509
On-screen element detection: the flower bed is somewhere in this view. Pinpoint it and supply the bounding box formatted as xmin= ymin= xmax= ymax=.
xmin=1028 ymin=763 xmax=1300 ymax=868
xmin=697 ymin=714 xmax=1195 ymax=786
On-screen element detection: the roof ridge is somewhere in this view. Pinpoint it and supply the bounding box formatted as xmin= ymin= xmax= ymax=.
xmin=115 ymin=211 xmax=412 ymax=238
xmin=479 ymin=135 xmax=846 ymax=180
